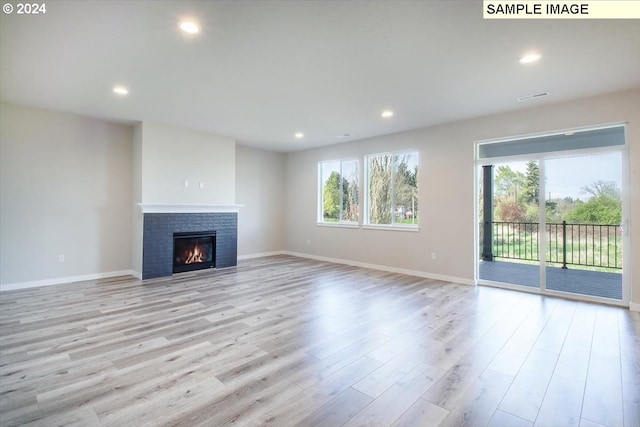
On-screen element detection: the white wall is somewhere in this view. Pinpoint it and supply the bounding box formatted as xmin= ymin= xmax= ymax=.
xmin=235 ymin=145 xmax=285 ymax=256
xmin=0 ymin=103 xmax=133 ymax=287
xmin=283 ymin=89 xmax=640 ymax=306
xmin=140 ymin=122 xmax=236 ymax=205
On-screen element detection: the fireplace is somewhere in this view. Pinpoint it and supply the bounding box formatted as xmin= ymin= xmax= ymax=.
xmin=173 ymin=231 xmax=216 ymax=273
xmin=142 ymin=213 xmax=236 ymax=279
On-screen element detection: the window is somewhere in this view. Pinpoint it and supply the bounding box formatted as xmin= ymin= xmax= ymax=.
xmin=318 ymin=159 xmax=359 ymax=224
xmin=366 ymin=152 xmax=418 ymax=226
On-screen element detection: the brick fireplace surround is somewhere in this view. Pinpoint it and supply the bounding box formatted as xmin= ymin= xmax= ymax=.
xmin=142 ymin=212 xmax=237 ymax=279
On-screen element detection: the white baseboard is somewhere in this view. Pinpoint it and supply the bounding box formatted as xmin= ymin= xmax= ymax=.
xmin=237 ymin=251 xmax=285 ymax=260
xmin=630 ymin=302 xmax=640 ymax=312
xmin=283 ymin=251 xmax=475 ymax=286
xmin=0 ymin=270 xmax=137 ymax=292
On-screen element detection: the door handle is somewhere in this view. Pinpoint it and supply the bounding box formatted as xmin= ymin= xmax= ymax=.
xmin=620 ymin=220 xmax=629 ymax=236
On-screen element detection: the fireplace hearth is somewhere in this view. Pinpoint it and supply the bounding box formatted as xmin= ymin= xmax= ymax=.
xmin=173 ymin=231 xmax=216 ymax=273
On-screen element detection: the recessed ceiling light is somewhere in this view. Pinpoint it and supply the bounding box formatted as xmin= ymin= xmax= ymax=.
xmin=519 ymin=53 xmax=542 ymax=64
xmin=294 ymin=132 xmax=304 ymax=139
xmin=179 ymin=21 xmax=200 ymax=34
xmin=381 ymin=110 xmax=394 ymax=118
xmin=112 ymin=86 xmax=129 ymax=96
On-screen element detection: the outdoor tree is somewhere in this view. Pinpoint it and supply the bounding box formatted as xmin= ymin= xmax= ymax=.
xmin=368 ymin=154 xmax=418 ymax=224
xmin=494 ymin=165 xmax=525 ymax=200
xmin=522 ymin=161 xmax=539 ymax=204
xmin=567 ymin=180 xmax=621 ymax=224
xmin=409 ymin=164 xmax=419 ymax=220
xmin=344 ymin=173 xmax=359 ymax=221
xmin=496 ymin=199 xmax=525 ymax=222
xmin=394 ymin=157 xmax=418 ymax=218
xmin=368 ymin=156 xmax=392 ymax=224
xmin=581 ymin=180 xmax=620 ymax=199
xmin=493 ymin=165 xmax=527 ymax=221
xmin=322 ymin=171 xmax=349 ymax=220
xmin=546 ymin=196 xmax=579 ymax=222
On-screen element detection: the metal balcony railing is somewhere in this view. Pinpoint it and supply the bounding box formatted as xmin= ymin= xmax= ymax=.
xmin=489 ymin=221 xmax=622 ymax=269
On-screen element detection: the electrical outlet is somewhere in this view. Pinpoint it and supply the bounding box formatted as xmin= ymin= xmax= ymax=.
xmin=431 ymin=252 xmax=437 ymax=260
xmin=307 ymin=239 xmax=311 ymax=245
xmin=58 ymin=254 xmax=65 ymax=263
xmin=199 ymin=181 xmax=204 ymax=188
xmin=184 ymin=180 xmax=189 ymax=188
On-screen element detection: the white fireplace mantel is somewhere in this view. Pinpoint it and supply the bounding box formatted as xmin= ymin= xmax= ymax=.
xmin=138 ymin=203 xmax=244 ymax=214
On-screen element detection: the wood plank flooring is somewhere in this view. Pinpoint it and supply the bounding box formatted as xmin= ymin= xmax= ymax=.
xmin=1 ymin=255 xmax=638 ymax=426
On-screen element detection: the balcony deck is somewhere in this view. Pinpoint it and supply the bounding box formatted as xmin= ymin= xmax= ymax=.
xmin=479 ymin=260 xmax=622 ymax=300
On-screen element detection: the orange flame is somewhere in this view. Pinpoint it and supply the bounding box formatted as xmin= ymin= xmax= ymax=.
xmin=185 ymin=243 xmax=204 ymax=264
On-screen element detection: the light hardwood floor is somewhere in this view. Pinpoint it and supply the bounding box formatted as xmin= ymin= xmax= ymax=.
xmin=1 ymin=255 xmax=638 ymax=426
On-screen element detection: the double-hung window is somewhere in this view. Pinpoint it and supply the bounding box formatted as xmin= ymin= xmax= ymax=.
xmin=365 ymin=151 xmax=419 ymax=227
xmin=318 ymin=159 xmax=359 ymax=225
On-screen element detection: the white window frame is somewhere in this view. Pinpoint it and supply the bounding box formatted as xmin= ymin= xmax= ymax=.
xmin=364 ymin=150 xmax=419 ymax=231
xmin=317 ymin=158 xmax=360 ymax=227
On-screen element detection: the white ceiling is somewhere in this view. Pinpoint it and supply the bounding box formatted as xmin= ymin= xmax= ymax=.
xmin=1 ymin=1 xmax=639 ymax=152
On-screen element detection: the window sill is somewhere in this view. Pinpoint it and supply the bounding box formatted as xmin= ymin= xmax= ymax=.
xmin=316 ymin=222 xmax=359 ymax=229
xmin=362 ymin=224 xmax=420 ymax=232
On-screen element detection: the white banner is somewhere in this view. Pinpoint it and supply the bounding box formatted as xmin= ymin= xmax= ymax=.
xmin=484 ymin=1 xmax=640 ymax=19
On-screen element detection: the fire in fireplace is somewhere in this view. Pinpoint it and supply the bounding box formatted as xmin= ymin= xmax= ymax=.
xmin=173 ymin=231 xmax=216 ymax=273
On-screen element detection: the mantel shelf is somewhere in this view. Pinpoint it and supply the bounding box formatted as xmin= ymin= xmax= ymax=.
xmin=138 ymin=203 xmax=243 ymax=214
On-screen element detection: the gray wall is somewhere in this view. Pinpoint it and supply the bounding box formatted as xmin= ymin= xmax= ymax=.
xmin=0 ymin=103 xmax=133 ymax=286
xmin=235 ymin=145 xmax=285 ymax=256
xmin=283 ymin=89 xmax=640 ymax=306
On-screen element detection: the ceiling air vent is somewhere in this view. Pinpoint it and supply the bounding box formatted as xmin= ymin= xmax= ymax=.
xmin=517 ymin=92 xmax=549 ymax=102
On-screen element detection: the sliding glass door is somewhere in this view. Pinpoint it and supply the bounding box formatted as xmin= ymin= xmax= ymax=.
xmin=476 ymin=126 xmax=627 ymax=304
xmin=544 ymin=153 xmax=623 ymax=299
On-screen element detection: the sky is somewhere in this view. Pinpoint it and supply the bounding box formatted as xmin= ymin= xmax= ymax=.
xmin=502 ymin=152 xmax=621 ymax=201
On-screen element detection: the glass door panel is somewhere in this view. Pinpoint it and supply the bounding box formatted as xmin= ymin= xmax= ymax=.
xmin=544 ymin=153 xmax=623 ymax=300
xmin=478 ymin=160 xmax=540 ymax=288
